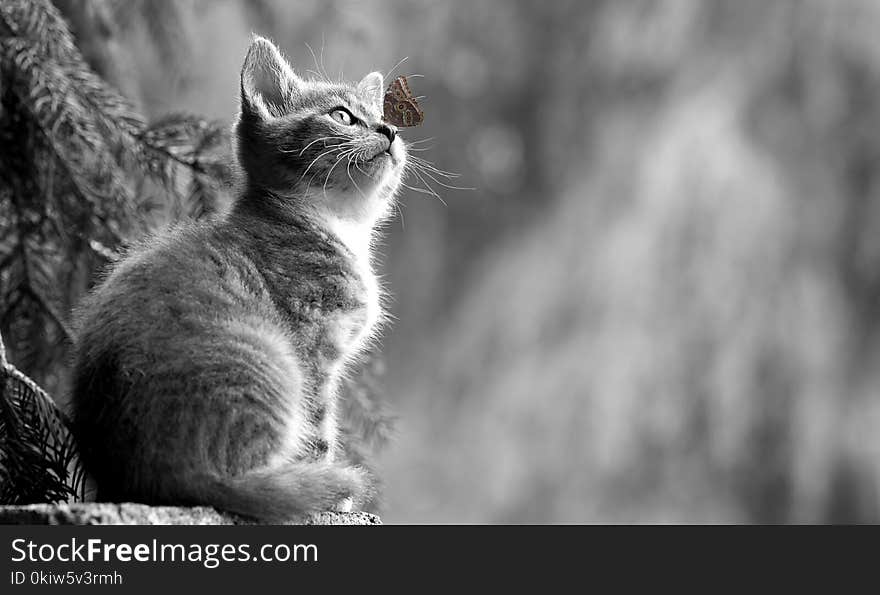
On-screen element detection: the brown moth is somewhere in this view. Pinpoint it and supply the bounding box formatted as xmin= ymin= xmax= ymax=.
xmin=383 ymin=75 xmax=424 ymax=127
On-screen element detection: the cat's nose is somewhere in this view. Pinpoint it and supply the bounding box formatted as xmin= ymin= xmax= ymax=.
xmin=376 ymin=123 xmax=396 ymax=146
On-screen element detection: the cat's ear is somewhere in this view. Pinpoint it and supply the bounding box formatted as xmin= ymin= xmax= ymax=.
xmin=240 ymin=35 xmax=301 ymax=119
xmin=357 ymin=72 xmax=384 ymax=107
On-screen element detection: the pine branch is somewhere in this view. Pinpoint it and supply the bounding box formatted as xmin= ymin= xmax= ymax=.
xmin=22 ymin=285 xmax=73 ymax=344
xmin=140 ymin=113 xmax=233 ymax=219
xmin=186 ymin=173 xmax=218 ymax=220
xmin=0 ymin=0 xmax=139 ymax=178
xmin=140 ymin=114 xmax=233 ymax=179
xmin=1 ymin=0 xmax=231 ymax=222
xmin=0 ymin=0 xmax=237 ymax=404
xmin=0 ymin=331 xmax=84 ymax=504
xmin=1 ymin=38 xmax=134 ymax=231
xmin=0 ymin=0 xmax=145 ymax=135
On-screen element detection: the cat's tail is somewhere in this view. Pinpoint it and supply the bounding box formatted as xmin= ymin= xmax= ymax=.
xmin=191 ymin=462 xmax=369 ymax=522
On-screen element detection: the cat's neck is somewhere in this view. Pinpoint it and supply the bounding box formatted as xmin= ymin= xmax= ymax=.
xmin=230 ymin=191 xmax=376 ymax=268
xmin=312 ymin=210 xmax=374 ymax=267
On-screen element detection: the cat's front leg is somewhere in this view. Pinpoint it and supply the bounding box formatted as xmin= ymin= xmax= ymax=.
xmin=333 ymin=498 xmax=354 ymax=513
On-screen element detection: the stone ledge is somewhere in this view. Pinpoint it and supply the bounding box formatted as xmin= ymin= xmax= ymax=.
xmin=0 ymin=503 xmax=381 ymax=525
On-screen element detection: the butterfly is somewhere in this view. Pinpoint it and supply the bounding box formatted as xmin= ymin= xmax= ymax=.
xmin=383 ymin=75 xmax=424 ymax=127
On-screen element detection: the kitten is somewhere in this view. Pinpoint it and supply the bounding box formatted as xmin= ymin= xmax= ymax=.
xmin=69 ymin=36 xmax=406 ymax=521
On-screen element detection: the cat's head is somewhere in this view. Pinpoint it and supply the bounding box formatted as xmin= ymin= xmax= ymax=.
xmin=234 ymin=36 xmax=405 ymax=226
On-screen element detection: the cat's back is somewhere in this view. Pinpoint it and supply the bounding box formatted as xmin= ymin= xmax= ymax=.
xmin=71 ymin=216 xmax=292 ymax=414
xmin=76 ymin=218 xmax=272 ymax=345
xmin=70 ymin=217 xmax=307 ymax=499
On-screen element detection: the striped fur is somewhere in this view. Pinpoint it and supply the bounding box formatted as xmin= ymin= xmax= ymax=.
xmin=69 ymin=36 xmax=405 ymax=520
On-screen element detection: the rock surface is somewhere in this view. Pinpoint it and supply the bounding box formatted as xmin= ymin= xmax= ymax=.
xmin=0 ymin=503 xmax=381 ymax=525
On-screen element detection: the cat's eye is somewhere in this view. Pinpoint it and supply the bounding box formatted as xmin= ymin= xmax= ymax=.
xmin=330 ymin=108 xmax=356 ymax=126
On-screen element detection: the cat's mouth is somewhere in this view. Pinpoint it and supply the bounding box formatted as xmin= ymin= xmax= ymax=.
xmin=368 ymin=141 xmax=403 ymax=166
xmin=367 ymin=151 xmax=390 ymax=164
xmin=354 ymin=142 xmax=402 ymax=180
xmin=363 ymin=150 xmax=397 ymax=172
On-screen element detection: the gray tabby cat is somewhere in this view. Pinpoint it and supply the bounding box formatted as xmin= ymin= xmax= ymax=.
xmin=70 ymin=36 xmax=405 ymax=520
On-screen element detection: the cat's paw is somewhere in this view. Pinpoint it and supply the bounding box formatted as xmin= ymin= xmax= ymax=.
xmin=335 ymin=465 xmax=373 ymax=509
xmin=333 ymin=497 xmax=354 ymax=513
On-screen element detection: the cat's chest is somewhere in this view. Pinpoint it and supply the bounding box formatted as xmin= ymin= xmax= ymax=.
xmin=312 ymin=260 xmax=378 ymax=355
xmin=246 ymin=218 xmax=381 ymax=360
xmin=320 ymin=217 xmax=381 ymax=352
xmin=267 ymin=252 xmax=378 ymax=359
xmin=346 ymin=254 xmax=380 ymax=346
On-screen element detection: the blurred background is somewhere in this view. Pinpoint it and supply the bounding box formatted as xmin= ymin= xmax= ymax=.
xmin=4 ymin=0 xmax=880 ymax=523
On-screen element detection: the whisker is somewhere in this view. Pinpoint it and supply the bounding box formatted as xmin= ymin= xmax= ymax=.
xmin=319 ymin=32 xmax=328 ymax=80
xmin=346 ymin=152 xmax=368 ymax=200
xmin=403 ymin=180 xmax=448 ymax=207
xmin=405 ymin=137 xmax=435 ymax=146
xmin=304 ymin=41 xmax=330 ymax=83
xmin=399 ymin=180 xmax=436 ymax=196
xmin=304 ymin=42 xmax=319 ymax=76
xmin=385 ymin=56 xmax=409 ymax=80
xmin=413 ymin=165 xmax=474 ymax=191
xmin=302 ymin=136 xmax=349 ymax=155
xmin=281 ymin=136 xmax=346 ymax=156
xmin=304 ymin=165 xmax=330 ymax=194
xmin=406 ymin=165 xmax=448 ymax=206
xmin=408 ymin=161 xmax=458 ymax=179
xmin=353 ymin=160 xmax=372 ymax=180
xmin=322 ymin=147 xmax=358 ymax=196
xmin=408 ymin=155 xmax=461 ymax=178
xmin=392 ymin=198 xmax=406 ymax=230
xmin=298 ymin=142 xmax=353 ymax=185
